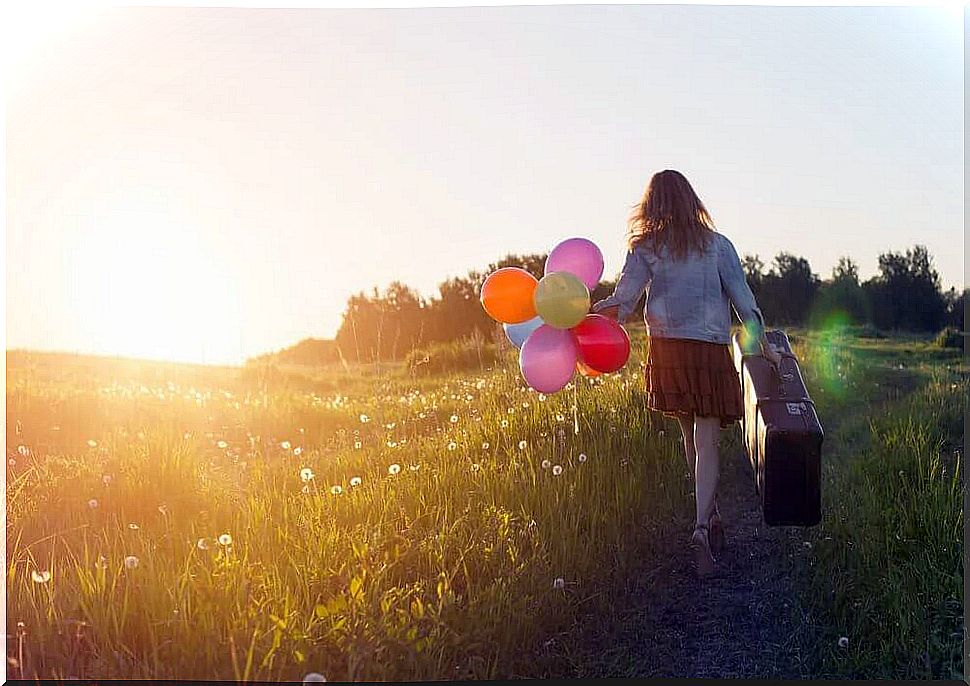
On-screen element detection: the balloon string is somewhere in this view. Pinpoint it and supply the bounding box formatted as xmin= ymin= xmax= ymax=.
xmin=573 ymin=379 xmax=580 ymax=436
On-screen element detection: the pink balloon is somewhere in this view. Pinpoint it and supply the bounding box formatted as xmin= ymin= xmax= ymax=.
xmin=544 ymin=237 xmax=604 ymax=291
xmin=519 ymin=325 xmax=578 ymax=394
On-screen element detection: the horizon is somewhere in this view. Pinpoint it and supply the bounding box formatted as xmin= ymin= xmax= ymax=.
xmin=7 ymin=4 xmax=964 ymax=365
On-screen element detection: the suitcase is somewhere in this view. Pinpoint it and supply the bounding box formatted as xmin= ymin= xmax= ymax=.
xmin=731 ymin=329 xmax=823 ymax=526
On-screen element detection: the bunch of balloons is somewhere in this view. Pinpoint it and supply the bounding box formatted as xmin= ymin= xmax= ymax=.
xmin=480 ymin=237 xmax=631 ymax=393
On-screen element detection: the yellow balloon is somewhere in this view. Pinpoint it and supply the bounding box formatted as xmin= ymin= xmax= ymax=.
xmin=534 ymin=271 xmax=590 ymax=329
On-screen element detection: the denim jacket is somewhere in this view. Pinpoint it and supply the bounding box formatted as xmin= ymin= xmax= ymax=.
xmin=591 ymin=232 xmax=764 ymax=345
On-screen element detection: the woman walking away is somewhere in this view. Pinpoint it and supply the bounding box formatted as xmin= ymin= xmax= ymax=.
xmin=592 ymin=169 xmax=781 ymax=578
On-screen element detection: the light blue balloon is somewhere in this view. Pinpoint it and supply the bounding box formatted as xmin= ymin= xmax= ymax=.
xmin=504 ymin=316 xmax=543 ymax=349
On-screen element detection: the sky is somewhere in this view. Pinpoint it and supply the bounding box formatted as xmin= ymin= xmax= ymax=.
xmin=6 ymin=4 xmax=964 ymax=364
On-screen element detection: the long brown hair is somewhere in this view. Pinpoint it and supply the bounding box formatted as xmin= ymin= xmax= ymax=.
xmin=627 ymin=169 xmax=716 ymax=259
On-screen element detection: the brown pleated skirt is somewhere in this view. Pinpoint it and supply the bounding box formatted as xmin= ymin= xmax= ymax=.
xmin=645 ymin=336 xmax=743 ymax=428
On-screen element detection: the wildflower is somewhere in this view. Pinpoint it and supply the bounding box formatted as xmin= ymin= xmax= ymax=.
xmin=96 ymin=555 xmax=108 ymax=569
xmin=556 ymin=413 xmax=564 ymax=422
xmin=87 ymin=499 xmax=99 ymax=509
xmin=522 ymin=402 xmax=530 ymax=408
xmin=303 ymin=673 xmax=327 ymax=683
xmin=197 ymin=538 xmax=210 ymax=550
xmin=838 ymin=636 xmax=849 ymax=648
xmin=578 ymin=453 xmax=588 ymax=463
xmin=294 ymin=447 xmax=303 ymax=456
xmin=102 ymin=474 xmax=112 ymax=486
xmin=17 ymin=445 xmax=28 ymax=456
xmin=217 ymin=440 xmax=228 ymax=449
xmin=408 ymin=463 xmax=420 ymax=471
xmin=448 ymin=441 xmax=457 ymax=451
xmin=359 ymin=414 xmax=370 ymax=424
xmin=552 ymin=577 xmax=565 ymax=590
xmin=280 ymin=441 xmax=291 ymax=450
xmin=450 ymin=415 xmax=458 ymax=423
xmin=541 ymin=459 xmax=552 ymax=470
xmin=471 ymin=463 xmax=481 ymax=472
xmin=8 ymin=459 xmax=15 ymax=467
xmin=350 ymin=476 xmax=362 ymax=487
xmin=518 ymin=440 xmax=527 ymax=450
xmin=128 ymin=523 xmax=139 ymax=530
xmin=158 ymin=504 xmax=169 ymax=516
xmin=31 ymin=569 xmax=51 ymax=584
xmin=87 ymin=439 xmax=98 ymax=448
xmin=218 ymin=533 xmax=233 ymax=546
xmin=538 ymin=394 xmax=546 ymax=401
xmin=300 ymin=468 xmax=315 ymax=482
xmin=501 ymin=420 xmax=509 ymax=428
xmin=388 ymin=464 xmax=401 ymax=475
xmin=330 ymin=485 xmax=343 ymax=495
xmin=354 ymin=441 xmax=362 ymax=450
xmin=124 ymin=556 xmax=139 ymax=570
xmin=507 ymin=407 xmax=514 ymax=414
xmin=387 ymin=441 xmax=398 ymax=448
xmin=658 ymin=430 xmax=666 ymax=438
xmin=552 ymin=465 xmax=563 ymax=476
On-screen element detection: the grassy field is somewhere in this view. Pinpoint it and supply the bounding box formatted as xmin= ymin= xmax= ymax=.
xmin=5 ymin=328 xmax=965 ymax=680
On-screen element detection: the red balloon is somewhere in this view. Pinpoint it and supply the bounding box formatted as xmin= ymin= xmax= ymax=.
xmin=571 ymin=314 xmax=631 ymax=373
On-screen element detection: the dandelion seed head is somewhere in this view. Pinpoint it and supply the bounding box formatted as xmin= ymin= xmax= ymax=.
xmin=124 ymin=556 xmax=139 ymax=570
xmin=518 ymin=440 xmax=527 ymax=450
xmin=87 ymin=499 xmax=99 ymax=509
xmin=541 ymin=459 xmax=552 ymax=470
xmin=294 ymin=447 xmax=303 ymax=456
xmin=217 ymin=440 xmax=228 ymax=449
xmin=218 ymin=533 xmax=233 ymax=546
xmin=354 ymin=441 xmax=362 ymax=450
xmin=31 ymin=569 xmax=51 ymax=584
xmin=450 ymin=415 xmax=458 ymax=423
xmin=552 ymin=465 xmax=563 ymax=476
xmin=300 ymin=468 xmax=315 ymax=482
xmin=87 ymin=439 xmax=98 ymax=448
xmin=482 ymin=442 xmax=489 ymax=450
xmin=448 ymin=441 xmax=457 ymax=451
xmin=409 ymin=463 xmax=420 ymax=471
xmin=197 ymin=538 xmax=210 ymax=550
xmin=552 ymin=577 xmax=565 ymax=590
xmin=838 ymin=636 xmax=849 ymax=648
xmin=280 ymin=441 xmax=291 ymax=450
xmin=330 ymin=485 xmax=343 ymax=495
xmin=350 ymin=476 xmax=362 ymax=487
xmin=578 ymin=453 xmax=588 ymax=463
xmin=388 ymin=463 xmax=401 ymax=475
xmin=17 ymin=445 xmax=29 ymax=456
xmin=501 ymin=419 xmax=509 ymax=428
xmin=359 ymin=414 xmax=370 ymax=424
xmin=128 ymin=523 xmax=139 ymax=530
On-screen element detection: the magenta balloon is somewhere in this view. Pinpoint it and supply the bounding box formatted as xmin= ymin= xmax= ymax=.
xmin=544 ymin=237 xmax=605 ymax=291
xmin=519 ymin=325 xmax=578 ymax=394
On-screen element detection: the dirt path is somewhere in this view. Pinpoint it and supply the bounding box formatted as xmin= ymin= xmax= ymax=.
xmin=559 ymin=442 xmax=822 ymax=679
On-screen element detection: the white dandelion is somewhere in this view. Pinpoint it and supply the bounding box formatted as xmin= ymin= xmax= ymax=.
xmin=552 ymin=465 xmax=563 ymax=476
xmin=482 ymin=442 xmax=490 ymax=450
xmin=124 ymin=556 xmax=139 ymax=570
xmin=31 ymin=569 xmax=51 ymax=584
xmin=87 ymin=499 xmax=99 ymax=509
xmin=330 ymin=485 xmax=343 ymax=495
xmin=280 ymin=441 xmax=291 ymax=450
xmin=197 ymin=538 xmax=210 ymax=550
xmin=359 ymin=414 xmax=370 ymax=424
xmin=552 ymin=577 xmax=565 ymax=590
xmin=448 ymin=441 xmax=457 ymax=451
xmin=17 ymin=445 xmax=29 ymax=457
xmin=128 ymin=523 xmax=139 ymax=530
xmin=450 ymin=415 xmax=459 ymax=423
xmin=501 ymin=419 xmax=509 ymax=428
xmin=87 ymin=439 xmax=98 ymax=448
xmin=350 ymin=476 xmax=362 ymax=487
xmin=300 ymin=468 xmax=315 ymax=483
xmin=838 ymin=636 xmax=849 ymax=649
xmin=388 ymin=464 xmax=401 ymax=475
xmin=541 ymin=459 xmax=552 ymax=470
xmin=217 ymin=440 xmax=228 ymax=449
xmin=518 ymin=440 xmax=527 ymax=450
xmin=408 ymin=463 xmax=421 ymax=471
xmin=354 ymin=441 xmax=362 ymax=450
xmin=218 ymin=533 xmax=233 ymax=546
xmin=294 ymin=447 xmax=303 ymax=456
xmin=578 ymin=453 xmax=588 ymax=463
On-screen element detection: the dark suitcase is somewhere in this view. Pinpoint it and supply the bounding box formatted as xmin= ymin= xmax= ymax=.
xmin=731 ymin=329 xmax=823 ymax=526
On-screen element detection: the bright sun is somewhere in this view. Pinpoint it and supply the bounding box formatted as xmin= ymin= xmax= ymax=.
xmin=68 ymin=215 xmax=243 ymax=365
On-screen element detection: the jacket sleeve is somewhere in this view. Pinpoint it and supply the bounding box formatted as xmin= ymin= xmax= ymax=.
xmin=717 ymin=235 xmax=765 ymax=332
xmin=591 ymin=248 xmax=652 ymax=322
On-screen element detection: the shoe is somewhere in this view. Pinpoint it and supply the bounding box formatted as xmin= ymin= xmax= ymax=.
xmin=691 ymin=525 xmax=716 ymax=578
xmin=709 ymin=505 xmax=725 ymax=556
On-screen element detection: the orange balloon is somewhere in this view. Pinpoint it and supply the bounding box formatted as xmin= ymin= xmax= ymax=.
xmin=480 ymin=267 xmax=538 ymax=324
xmin=576 ymin=360 xmax=603 ymax=377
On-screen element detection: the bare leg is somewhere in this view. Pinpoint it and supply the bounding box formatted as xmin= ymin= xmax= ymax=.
xmin=693 ymin=416 xmax=721 ymax=528
xmin=675 ymin=413 xmax=696 ymax=476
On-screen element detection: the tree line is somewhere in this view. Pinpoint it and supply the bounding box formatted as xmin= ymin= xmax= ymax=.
xmin=258 ymin=243 xmax=965 ymax=365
